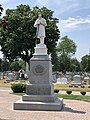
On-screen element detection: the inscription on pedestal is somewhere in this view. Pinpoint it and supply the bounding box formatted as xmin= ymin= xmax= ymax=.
xmin=32 ymin=65 xmax=46 ymax=76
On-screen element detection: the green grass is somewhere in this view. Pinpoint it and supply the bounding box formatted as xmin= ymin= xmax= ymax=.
xmin=0 ymin=79 xmax=11 ymax=87
xmin=0 ymin=79 xmax=26 ymax=88
xmin=11 ymin=92 xmax=90 ymax=102
xmin=54 ymin=83 xmax=90 ymax=92
xmin=56 ymin=94 xmax=90 ymax=102
xmin=10 ymin=92 xmax=25 ymax=96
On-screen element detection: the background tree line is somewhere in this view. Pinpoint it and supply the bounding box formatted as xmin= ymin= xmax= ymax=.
xmin=0 ymin=4 xmax=90 ymax=73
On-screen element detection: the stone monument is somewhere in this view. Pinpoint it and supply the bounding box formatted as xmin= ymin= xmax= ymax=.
xmin=14 ymin=12 xmax=63 ymax=111
xmin=72 ymin=75 xmax=82 ymax=86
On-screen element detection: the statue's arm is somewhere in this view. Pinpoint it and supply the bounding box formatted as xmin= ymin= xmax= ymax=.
xmin=34 ymin=19 xmax=41 ymax=27
xmin=40 ymin=19 xmax=47 ymax=27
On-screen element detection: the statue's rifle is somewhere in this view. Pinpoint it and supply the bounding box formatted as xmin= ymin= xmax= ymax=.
xmin=35 ymin=23 xmax=39 ymax=45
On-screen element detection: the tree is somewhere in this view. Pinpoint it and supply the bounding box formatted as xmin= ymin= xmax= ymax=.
xmin=1 ymin=60 xmax=9 ymax=72
xmin=0 ymin=4 xmax=3 ymax=16
xmin=0 ymin=5 xmax=8 ymax=30
xmin=58 ymin=54 xmax=70 ymax=73
xmin=70 ymin=58 xmax=80 ymax=72
xmin=9 ymin=61 xmax=20 ymax=71
xmin=0 ymin=5 xmax=60 ymax=69
xmin=57 ymin=36 xmax=77 ymax=73
xmin=18 ymin=59 xmax=25 ymax=70
xmin=80 ymin=54 xmax=90 ymax=72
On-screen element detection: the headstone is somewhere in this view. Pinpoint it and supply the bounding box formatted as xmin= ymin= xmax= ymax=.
xmin=52 ymin=72 xmax=57 ymax=83
xmin=52 ymin=74 xmax=57 ymax=82
xmin=84 ymin=76 xmax=90 ymax=84
xmin=57 ymin=77 xmax=68 ymax=84
xmin=0 ymin=72 xmax=3 ymax=80
xmin=72 ymin=75 xmax=82 ymax=85
xmin=84 ymin=76 xmax=90 ymax=82
xmin=15 ymin=72 xmax=20 ymax=80
xmin=7 ymin=72 xmax=14 ymax=81
xmin=19 ymin=70 xmax=25 ymax=80
xmin=26 ymin=62 xmax=29 ymax=73
xmin=19 ymin=73 xmax=24 ymax=80
xmin=14 ymin=13 xmax=63 ymax=111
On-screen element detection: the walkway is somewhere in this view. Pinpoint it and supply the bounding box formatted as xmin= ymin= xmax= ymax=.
xmin=0 ymin=87 xmax=90 ymax=120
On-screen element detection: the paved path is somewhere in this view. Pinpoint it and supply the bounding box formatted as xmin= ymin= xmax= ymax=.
xmin=0 ymin=87 xmax=90 ymax=120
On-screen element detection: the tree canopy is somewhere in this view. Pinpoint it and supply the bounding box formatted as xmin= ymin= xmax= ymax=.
xmin=57 ymin=36 xmax=77 ymax=73
xmin=57 ymin=36 xmax=76 ymax=57
xmin=0 ymin=4 xmax=60 ymax=66
xmin=0 ymin=4 xmax=3 ymax=16
xmin=80 ymin=54 xmax=90 ymax=72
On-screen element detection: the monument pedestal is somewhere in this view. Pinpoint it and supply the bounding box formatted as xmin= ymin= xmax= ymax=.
xmin=14 ymin=43 xmax=63 ymax=111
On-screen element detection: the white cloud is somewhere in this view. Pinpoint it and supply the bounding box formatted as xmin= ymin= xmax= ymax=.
xmin=36 ymin=0 xmax=90 ymax=16
xmin=0 ymin=0 xmax=12 ymax=4
xmin=58 ymin=15 xmax=90 ymax=33
xmin=36 ymin=0 xmax=50 ymax=6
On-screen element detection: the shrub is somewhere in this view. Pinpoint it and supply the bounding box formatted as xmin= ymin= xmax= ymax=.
xmin=81 ymin=85 xmax=85 ymax=88
xmin=11 ymin=83 xmax=26 ymax=93
xmin=22 ymin=83 xmax=26 ymax=92
xmin=69 ymin=85 xmax=73 ymax=87
xmin=80 ymin=91 xmax=86 ymax=96
xmin=66 ymin=91 xmax=72 ymax=95
xmin=54 ymin=89 xmax=59 ymax=93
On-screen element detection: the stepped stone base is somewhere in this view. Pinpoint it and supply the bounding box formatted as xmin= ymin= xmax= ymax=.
xmin=14 ymin=98 xmax=63 ymax=111
xmin=22 ymin=94 xmax=56 ymax=102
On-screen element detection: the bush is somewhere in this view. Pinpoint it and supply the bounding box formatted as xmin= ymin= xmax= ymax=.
xmin=11 ymin=83 xmax=26 ymax=93
xmin=22 ymin=83 xmax=26 ymax=92
xmin=69 ymin=85 xmax=73 ymax=87
xmin=81 ymin=85 xmax=85 ymax=88
xmin=54 ymin=89 xmax=59 ymax=93
xmin=80 ymin=91 xmax=86 ymax=96
xmin=66 ymin=91 xmax=72 ymax=95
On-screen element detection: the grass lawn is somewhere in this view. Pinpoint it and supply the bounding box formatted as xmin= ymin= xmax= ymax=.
xmin=0 ymin=79 xmax=26 ymax=88
xmin=11 ymin=92 xmax=90 ymax=102
xmin=10 ymin=93 xmax=25 ymax=96
xmin=56 ymin=94 xmax=90 ymax=102
xmin=54 ymin=83 xmax=90 ymax=92
xmin=0 ymin=79 xmax=11 ymax=87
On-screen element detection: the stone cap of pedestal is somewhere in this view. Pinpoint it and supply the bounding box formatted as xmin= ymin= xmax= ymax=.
xmin=33 ymin=43 xmax=48 ymax=56
xmin=31 ymin=55 xmax=51 ymax=61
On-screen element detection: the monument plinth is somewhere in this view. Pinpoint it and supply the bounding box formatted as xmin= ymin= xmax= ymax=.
xmin=14 ymin=12 xmax=63 ymax=111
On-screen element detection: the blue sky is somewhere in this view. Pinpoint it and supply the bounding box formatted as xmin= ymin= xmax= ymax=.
xmin=0 ymin=0 xmax=90 ymax=61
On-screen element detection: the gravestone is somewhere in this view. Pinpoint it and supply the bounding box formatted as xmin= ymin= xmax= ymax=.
xmin=57 ymin=77 xmax=68 ymax=84
xmin=0 ymin=72 xmax=3 ymax=80
xmin=84 ymin=76 xmax=90 ymax=84
xmin=72 ymin=75 xmax=82 ymax=85
xmin=19 ymin=70 xmax=25 ymax=80
xmin=14 ymin=13 xmax=63 ymax=111
xmin=14 ymin=72 xmax=20 ymax=80
xmin=84 ymin=76 xmax=90 ymax=82
xmin=7 ymin=72 xmax=14 ymax=81
xmin=52 ymin=72 xmax=57 ymax=83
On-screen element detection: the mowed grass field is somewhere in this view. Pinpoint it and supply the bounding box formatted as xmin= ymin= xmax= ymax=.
xmin=0 ymin=79 xmax=11 ymax=87
xmin=54 ymin=83 xmax=90 ymax=92
xmin=0 ymin=79 xmax=90 ymax=92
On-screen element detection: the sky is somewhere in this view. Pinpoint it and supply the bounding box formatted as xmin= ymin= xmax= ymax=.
xmin=0 ymin=0 xmax=90 ymax=61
